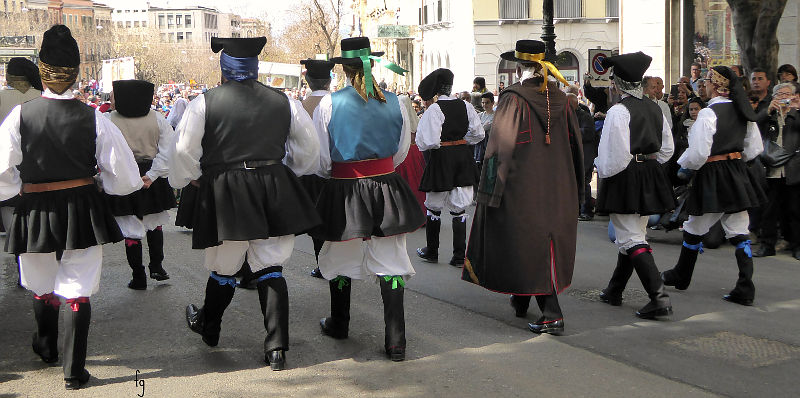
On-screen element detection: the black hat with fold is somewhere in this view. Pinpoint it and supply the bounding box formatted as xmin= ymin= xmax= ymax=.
xmin=500 ymin=40 xmax=546 ymax=63
xmin=418 ymin=68 xmax=454 ymax=101
xmin=301 ymin=59 xmax=335 ymax=79
xmin=38 ymin=25 xmax=80 ymax=94
xmin=601 ymin=51 xmax=651 ymax=99
xmin=6 ymin=57 xmax=43 ymax=92
xmin=112 ymin=80 xmax=155 ymax=118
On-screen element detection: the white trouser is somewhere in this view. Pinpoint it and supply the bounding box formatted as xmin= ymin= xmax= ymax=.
xmin=115 ymin=211 xmax=171 ymax=240
xmin=19 ymin=246 xmax=103 ymax=298
xmin=204 ymin=235 xmax=295 ymax=276
xmin=610 ymin=214 xmax=649 ymax=253
xmin=682 ymin=211 xmax=750 ymax=239
xmin=318 ymin=234 xmax=415 ymax=281
xmin=425 ymin=186 xmax=474 ymax=216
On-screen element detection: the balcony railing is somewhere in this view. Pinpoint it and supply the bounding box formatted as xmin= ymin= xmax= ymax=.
xmin=555 ymin=0 xmax=583 ymax=19
xmin=606 ymin=0 xmax=619 ymax=18
xmin=499 ymin=0 xmax=529 ymax=19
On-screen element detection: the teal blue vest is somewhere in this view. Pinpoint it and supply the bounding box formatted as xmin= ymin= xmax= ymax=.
xmin=328 ymin=86 xmax=402 ymax=162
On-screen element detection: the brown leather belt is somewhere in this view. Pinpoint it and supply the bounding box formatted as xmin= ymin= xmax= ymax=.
xmin=706 ymin=152 xmax=742 ymax=163
xmin=440 ymin=139 xmax=468 ymax=147
xmin=22 ymin=177 xmax=95 ymax=194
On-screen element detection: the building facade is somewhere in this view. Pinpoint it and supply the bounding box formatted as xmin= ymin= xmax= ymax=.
xmin=148 ymin=6 xmax=225 ymax=45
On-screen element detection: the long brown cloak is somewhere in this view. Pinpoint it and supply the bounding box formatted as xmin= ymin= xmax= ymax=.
xmin=463 ymin=79 xmax=584 ymax=295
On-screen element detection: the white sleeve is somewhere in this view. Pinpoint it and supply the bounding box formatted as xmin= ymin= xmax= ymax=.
xmin=657 ymin=114 xmax=674 ymax=164
xmin=146 ymin=114 xmax=176 ymax=181
xmin=312 ymin=94 xmax=333 ymax=178
xmin=742 ymin=121 xmax=763 ymax=162
xmin=95 ymin=110 xmax=144 ymax=195
xmin=415 ymin=104 xmax=444 ymax=150
xmin=677 ymin=108 xmax=716 ymax=170
xmin=0 ymin=106 xmax=22 ymax=201
xmin=169 ymin=94 xmax=206 ymax=188
xmin=392 ymin=98 xmax=412 ymax=167
xmin=464 ymin=100 xmax=486 ymax=145
xmin=596 ymin=105 xmax=633 ymax=178
xmin=284 ymin=97 xmax=320 ymax=176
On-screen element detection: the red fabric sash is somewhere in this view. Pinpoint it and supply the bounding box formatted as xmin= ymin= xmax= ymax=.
xmin=65 ymin=297 xmax=90 ymax=312
xmin=331 ymin=157 xmax=394 ymax=179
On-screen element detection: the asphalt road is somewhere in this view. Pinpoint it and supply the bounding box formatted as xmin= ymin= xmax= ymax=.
xmin=0 ymin=209 xmax=797 ymax=397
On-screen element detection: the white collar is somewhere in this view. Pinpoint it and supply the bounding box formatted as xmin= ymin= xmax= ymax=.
xmin=708 ymin=96 xmax=731 ymax=105
xmin=310 ymin=90 xmax=329 ymax=97
xmin=437 ymin=94 xmax=457 ymax=101
xmin=42 ymin=88 xmax=75 ymax=100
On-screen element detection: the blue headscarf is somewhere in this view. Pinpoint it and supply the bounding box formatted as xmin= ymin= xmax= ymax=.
xmin=220 ymin=52 xmax=259 ymax=82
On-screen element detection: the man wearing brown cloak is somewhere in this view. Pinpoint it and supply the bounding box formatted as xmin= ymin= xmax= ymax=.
xmin=463 ymin=40 xmax=584 ymax=335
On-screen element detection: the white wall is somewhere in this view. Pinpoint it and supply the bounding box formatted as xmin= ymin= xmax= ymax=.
xmin=619 ymin=0 xmax=667 ymax=80
xmin=419 ymin=1 xmax=475 ymax=92
xmin=778 ymin=0 xmax=800 ymax=70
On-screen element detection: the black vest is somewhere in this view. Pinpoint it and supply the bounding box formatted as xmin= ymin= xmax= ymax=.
xmin=709 ymin=102 xmax=747 ymax=155
xmin=620 ymin=96 xmax=663 ymax=154
xmin=437 ymin=99 xmax=469 ymax=141
xmin=19 ymin=98 xmax=97 ymax=183
xmin=201 ymin=80 xmax=291 ymax=169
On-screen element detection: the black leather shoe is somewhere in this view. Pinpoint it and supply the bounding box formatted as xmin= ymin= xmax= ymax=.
xmin=635 ymin=305 xmax=673 ymax=319
xmin=149 ymin=266 xmax=170 ymax=281
xmin=310 ymin=267 xmax=324 ymax=279
xmin=448 ymin=256 xmax=464 ymax=267
xmin=723 ymin=294 xmax=754 ymax=306
xmin=186 ymin=304 xmax=219 ymax=346
xmin=416 ymin=247 xmax=438 ymax=263
xmin=753 ymin=246 xmax=776 ymax=257
xmin=509 ymin=296 xmax=528 ymax=317
xmin=793 ymin=249 xmax=800 ymax=261
xmin=528 ymin=318 xmax=564 ymax=335
xmin=578 ymin=214 xmax=594 ymax=221
xmin=385 ymin=346 xmax=405 ymax=362
xmin=127 ymin=278 xmax=147 ymax=290
xmin=64 ymin=369 xmax=90 ymax=390
xmin=598 ymin=290 xmax=622 ymax=306
xmin=265 ymin=349 xmax=286 ymax=371
xmin=319 ymin=317 xmax=348 ymax=339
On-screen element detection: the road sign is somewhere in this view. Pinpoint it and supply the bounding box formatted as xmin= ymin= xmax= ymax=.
xmin=588 ymin=49 xmax=611 ymax=87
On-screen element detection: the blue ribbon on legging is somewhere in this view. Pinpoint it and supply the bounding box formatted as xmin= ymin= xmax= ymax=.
xmin=256 ymin=272 xmax=283 ymax=283
xmin=735 ymin=240 xmax=752 ymax=257
xmin=210 ymin=272 xmax=237 ymax=287
xmin=683 ymin=241 xmax=704 ymax=254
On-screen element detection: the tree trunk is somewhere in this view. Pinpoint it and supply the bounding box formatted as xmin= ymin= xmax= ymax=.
xmin=727 ymin=0 xmax=788 ymax=82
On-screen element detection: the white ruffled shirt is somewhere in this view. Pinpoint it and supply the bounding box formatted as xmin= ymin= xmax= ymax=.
xmin=415 ymin=95 xmax=486 ymax=151
xmin=0 ymin=89 xmax=143 ymax=201
xmin=596 ymin=95 xmax=674 ymax=178
xmin=169 ymin=92 xmax=320 ymax=189
xmin=677 ymin=96 xmax=762 ymax=170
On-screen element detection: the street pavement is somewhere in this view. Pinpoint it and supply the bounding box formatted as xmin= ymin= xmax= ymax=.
xmin=0 ymin=209 xmax=798 ymax=397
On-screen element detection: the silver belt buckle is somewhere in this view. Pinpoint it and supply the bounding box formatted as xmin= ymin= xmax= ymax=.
xmin=243 ymin=161 xmax=256 ymax=170
xmin=634 ymin=154 xmax=644 ymax=162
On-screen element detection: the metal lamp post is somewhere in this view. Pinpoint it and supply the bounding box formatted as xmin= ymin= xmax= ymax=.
xmin=541 ymin=0 xmax=557 ymax=61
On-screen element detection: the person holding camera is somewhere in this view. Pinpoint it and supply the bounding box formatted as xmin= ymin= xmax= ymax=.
xmin=753 ymin=82 xmax=800 ymax=259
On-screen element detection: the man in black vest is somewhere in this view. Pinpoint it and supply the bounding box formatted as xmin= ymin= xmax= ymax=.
xmin=415 ymin=68 xmax=485 ymax=267
xmin=595 ymin=52 xmax=675 ymax=319
xmin=170 ymin=37 xmax=320 ymax=371
xmin=0 ymin=25 xmax=142 ymax=390
xmin=661 ymin=66 xmax=766 ymax=305
xmin=106 ymin=79 xmax=176 ymax=290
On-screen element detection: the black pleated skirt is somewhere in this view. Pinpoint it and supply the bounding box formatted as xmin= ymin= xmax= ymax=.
xmin=190 ymin=165 xmax=320 ymax=249
xmin=596 ymin=160 xmax=676 ymax=215
xmin=299 ymin=174 xmax=327 ymax=204
xmin=7 ymin=184 xmax=123 ymax=254
xmin=684 ymin=159 xmax=767 ymax=216
xmin=419 ymin=145 xmax=478 ymax=192
xmin=106 ymin=161 xmax=176 ymax=218
xmin=175 ymin=184 xmax=197 ymax=229
xmin=312 ymin=172 xmax=426 ymax=242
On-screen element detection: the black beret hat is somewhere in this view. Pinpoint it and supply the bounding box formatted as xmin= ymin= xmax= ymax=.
xmin=418 ymin=68 xmax=454 ymax=101
xmin=601 ymin=51 xmax=652 ymax=83
xmin=6 ymin=57 xmax=43 ymax=91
